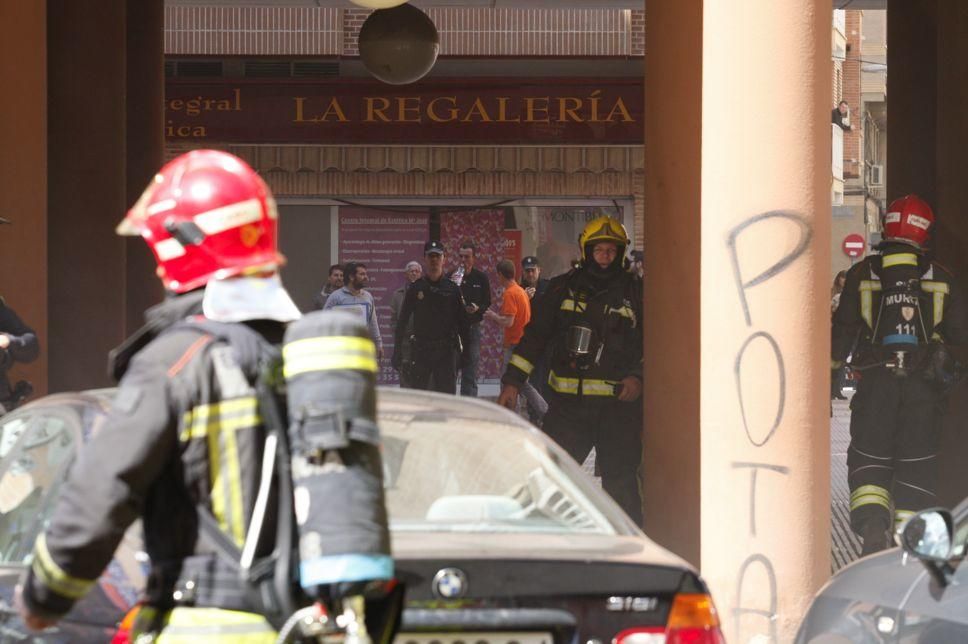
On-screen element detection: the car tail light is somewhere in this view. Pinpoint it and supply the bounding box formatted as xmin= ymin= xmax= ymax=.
xmin=110 ymin=604 xmax=142 ymax=644
xmin=665 ymin=593 xmax=725 ymax=644
xmin=613 ymin=594 xmax=725 ymax=644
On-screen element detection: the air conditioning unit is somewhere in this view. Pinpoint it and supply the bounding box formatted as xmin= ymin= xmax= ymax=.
xmin=870 ymin=164 xmax=885 ymax=187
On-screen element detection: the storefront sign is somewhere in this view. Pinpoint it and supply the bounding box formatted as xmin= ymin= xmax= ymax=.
xmin=338 ymin=209 xmax=430 ymax=384
xmin=165 ymin=78 xmax=643 ymax=145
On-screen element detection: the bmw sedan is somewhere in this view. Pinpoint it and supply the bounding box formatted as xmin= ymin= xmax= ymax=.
xmin=796 ymin=501 xmax=968 ymax=643
xmin=0 ymin=388 xmax=724 ymax=643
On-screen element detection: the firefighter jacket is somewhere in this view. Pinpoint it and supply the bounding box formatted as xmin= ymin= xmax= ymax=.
xmin=23 ymin=292 xmax=286 ymax=618
xmin=503 ymin=266 xmax=643 ymax=398
xmin=832 ymin=246 xmax=968 ymax=366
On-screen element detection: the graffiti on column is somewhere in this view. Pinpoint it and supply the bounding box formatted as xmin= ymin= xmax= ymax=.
xmin=725 ymin=211 xmax=813 ymax=643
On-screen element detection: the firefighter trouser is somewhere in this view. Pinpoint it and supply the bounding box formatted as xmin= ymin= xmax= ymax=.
xmin=542 ymin=393 xmax=643 ymax=526
xmin=130 ymin=606 xmax=277 ymax=643
xmin=410 ymin=342 xmax=457 ymax=394
xmin=847 ymin=366 xmax=943 ymax=534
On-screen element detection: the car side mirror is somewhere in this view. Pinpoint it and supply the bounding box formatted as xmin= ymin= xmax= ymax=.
xmin=900 ymin=508 xmax=955 ymax=587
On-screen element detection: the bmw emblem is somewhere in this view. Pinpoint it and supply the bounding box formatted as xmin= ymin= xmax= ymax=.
xmin=432 ymin=568 xmax=468 ymax=599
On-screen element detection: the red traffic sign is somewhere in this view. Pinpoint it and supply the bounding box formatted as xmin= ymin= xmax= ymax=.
xmin=842 ymin=233 xmax=866 ymax=258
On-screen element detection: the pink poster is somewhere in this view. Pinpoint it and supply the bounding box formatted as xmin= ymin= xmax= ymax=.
xmin=440 ymin=210 xmax=506 ymax=382
xmin=338 ymin=208 xmax=430 ymax=384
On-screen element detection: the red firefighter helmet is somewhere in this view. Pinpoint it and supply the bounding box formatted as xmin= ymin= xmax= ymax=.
xmin=883 ymin=194 xmax=934 ymax=249
xmin=117 ymin=150 xmax=284 ymax=293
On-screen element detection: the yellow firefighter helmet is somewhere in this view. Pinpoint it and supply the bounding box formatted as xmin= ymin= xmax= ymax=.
xmin=578 ymin=216 xmax=630 ymax=262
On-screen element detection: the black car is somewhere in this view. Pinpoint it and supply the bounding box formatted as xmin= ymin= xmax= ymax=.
xmin=0 ymin=388 xmax=725 ymax=643
xmin=796 ymin=501 xmax=968 ymax=643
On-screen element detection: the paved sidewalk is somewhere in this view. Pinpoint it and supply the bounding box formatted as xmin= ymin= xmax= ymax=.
xmin=830 ymin=395 xmax=860 ymax=572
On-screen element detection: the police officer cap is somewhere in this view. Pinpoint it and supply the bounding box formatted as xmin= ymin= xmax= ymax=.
xmin=521 ymin=256 xmax=540 ymax=268
xmin=424 ymin=240 xmax=444 ymax=255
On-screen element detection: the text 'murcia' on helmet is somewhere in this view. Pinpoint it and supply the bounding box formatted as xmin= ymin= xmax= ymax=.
xmin=883 ymin=194 xmax=934 ymax=250
xmin=578 ymin=215 xmax=630 ymax=268
xmin=116 ymin=149 xmax=284 ymax=294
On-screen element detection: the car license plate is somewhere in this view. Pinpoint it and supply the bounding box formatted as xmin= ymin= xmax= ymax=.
xmin=396 ymin=632 xmax=553 ymax=644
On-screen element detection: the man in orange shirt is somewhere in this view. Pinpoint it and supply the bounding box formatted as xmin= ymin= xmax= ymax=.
xmin=486 ymin=259 xmax=547 ymax=422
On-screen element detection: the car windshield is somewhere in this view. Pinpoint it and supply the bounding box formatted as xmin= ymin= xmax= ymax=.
xmin=379 ymin=392 xmax=627 ymax=536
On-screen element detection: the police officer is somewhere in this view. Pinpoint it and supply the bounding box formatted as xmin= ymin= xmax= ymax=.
xmin=498 ymin=217 xmax=644 ymax=525
xmin=520 ymin=255 xmax=550 ymax=302
xmin=393 ymin=240 xmax=470 ymax=394
xmin=833 ymin=194 xmax=968 ymax=555
xmin=17 ymin=151 xmax=306 ymax=640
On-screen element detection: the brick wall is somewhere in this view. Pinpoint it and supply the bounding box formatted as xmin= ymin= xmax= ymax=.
xmin=842 ymin=10 xmax=863 ymax=179
xmin=165 ymin=6 xmax=645 ymax=58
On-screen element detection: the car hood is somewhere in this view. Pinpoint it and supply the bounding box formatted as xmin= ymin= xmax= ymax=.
xmin=391 ymin=531 xmax=693 ymax=570
xmin=816 ymin=547 xmax=925 ymax=607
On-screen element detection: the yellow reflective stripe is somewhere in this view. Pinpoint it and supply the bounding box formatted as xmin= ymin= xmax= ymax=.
xmin=922 ymin=281 xmax=948 ymax=326
xmin=607 ymin=305 xmax=635 ymax=320
xmin=180 ymin=397 xmax=259 ymax=545
xmin=547 ymin=371 xmax=617 ymax=396
xmin=509 ymin=353 xmax=534 ymax=375
xmin=209 ymin=412 xmax=229 ymax=540
xmin=882 ymin=253 xmax=918 ymax=268
xmin=859 ymin=280 xmax=881 ymax=328
xmin=921 ymin=281 xmax=949 ymax=294
xmin=31 ymin=534 xmax=97 ymax=600
xmin=283 ymin=336 xmax=377 ymax=377
xmin=894 ymin=510 xmax=915 ymax=527
xmin=133 ymin=607 xmax=277 ymax=642
xmin=560 ymin=298 xmax=586 ymax=313
xmin=181 ymin=397 xmax=260 ymax=442
xmin=850 ymin=484 xmax=891 ymax=511
xmin=224 ymin=417 xmax=245 ymax=547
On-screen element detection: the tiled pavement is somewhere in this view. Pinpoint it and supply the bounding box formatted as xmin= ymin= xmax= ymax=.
xmin=830 ymin=395 xmax=861 ymax=571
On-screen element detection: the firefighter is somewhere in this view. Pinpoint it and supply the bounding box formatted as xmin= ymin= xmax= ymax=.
xmin=833 ymin=194 xmax=968 ymax=555
xmin=15 ymin=150 xmax=390 ymax=640
xmin=498 ymin=216 xmax=644 ymax=526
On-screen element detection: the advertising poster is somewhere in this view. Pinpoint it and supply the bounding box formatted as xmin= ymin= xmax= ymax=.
xmin=502 ymin=229 xmax=523 ymax=270
xmin=338 ymin=208 xmax=430 ymax=384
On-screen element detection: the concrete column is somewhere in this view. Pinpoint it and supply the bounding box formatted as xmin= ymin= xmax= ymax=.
xmin=642 ymin=0 xmax=702 ymax=565
xmin=0 ymin=1 xmax=48 ymax=396
xmin=933 ymin=0 xmax=968 ymax=509
xmin=125 ymin=0 xmax=166 ymax=335
xmin=887 ymin=0 xmax=937 ymax=203
xmin=701 ymin=1 xmax=831 ymax=641
xmin=48 ymin=1 xmax=127 ymax=391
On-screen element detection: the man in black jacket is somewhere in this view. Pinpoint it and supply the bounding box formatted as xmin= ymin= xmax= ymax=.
xmin=447 ymin=240 xmax=491 ymax=397
xmin=833 ymin=195 xmax=968 ymax=554
xmin=498 ymin=217 xmax=644 ymax=525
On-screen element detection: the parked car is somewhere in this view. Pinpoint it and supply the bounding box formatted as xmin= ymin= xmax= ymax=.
xmin=796 ymin=502 xmax=968 ymax=643
xmin=0 ymin=388 xmax=725 ymax=643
